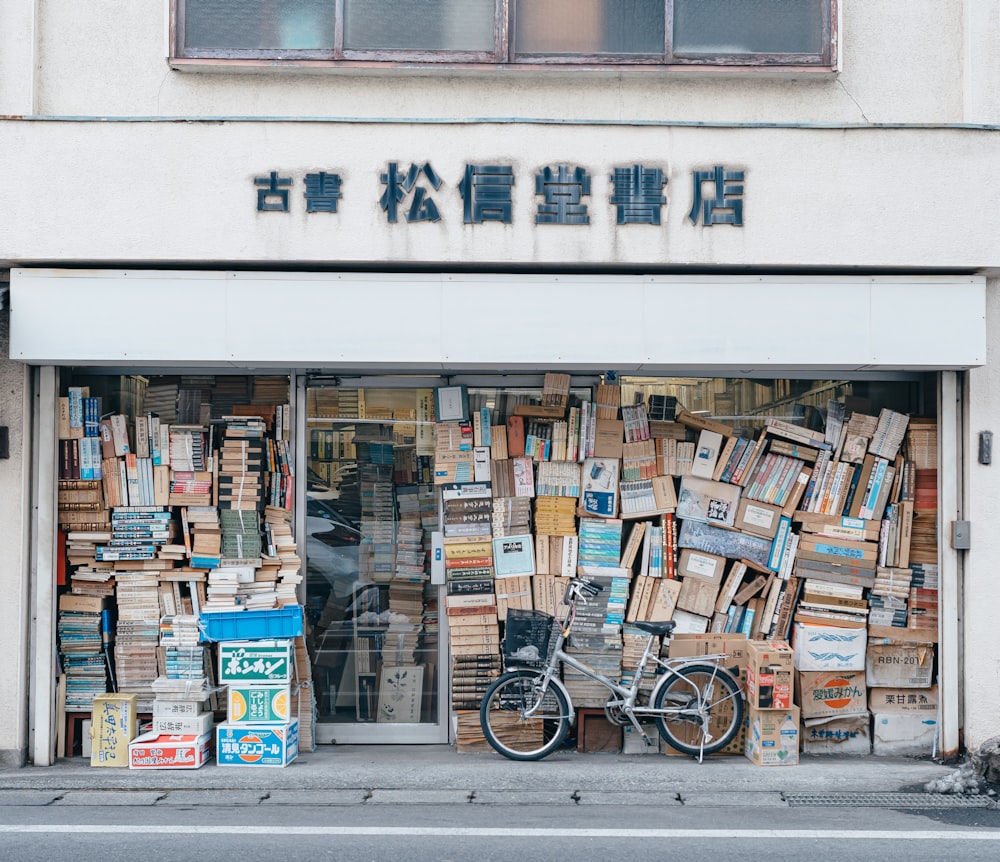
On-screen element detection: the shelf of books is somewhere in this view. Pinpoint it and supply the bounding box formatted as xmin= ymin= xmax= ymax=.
xmin=55 ymin=375 xmax=315 ymax=762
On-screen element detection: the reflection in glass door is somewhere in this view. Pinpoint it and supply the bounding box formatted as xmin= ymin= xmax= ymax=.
xmin=304 ymin=385 xmax=445 ymax=743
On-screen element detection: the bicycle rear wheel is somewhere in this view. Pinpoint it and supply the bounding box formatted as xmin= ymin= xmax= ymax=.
xmin=653 ymin=663 xmax=744 ymax=756
xmin=480 ymin=670 xmax=571 ymax=761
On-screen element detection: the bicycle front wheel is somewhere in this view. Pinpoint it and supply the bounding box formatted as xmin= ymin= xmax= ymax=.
xmin=480 ymin=670 xmax=571 ymax=761
xmin=653 ymin=664 xmax=744 ymax=757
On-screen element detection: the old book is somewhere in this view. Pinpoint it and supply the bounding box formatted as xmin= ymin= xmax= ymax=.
xmin=711 ymin=435 xmax=740 ymax=482
xmin=732 ymin=573 xmax=767 ymax=606
xmin=847 ymin=453 xmax=877 ymax=518
xmin=506 ymin=416 xmax=526 ymax=458
xmin=690 ymin=430 xmax=724 ymax=480
xmin=620 ymin=521 xmax=647 ymax=569
xmin=675 ymin=409 xmax=731 ymax=438
xmin=714 ymin=561 xmax=748 ymax=615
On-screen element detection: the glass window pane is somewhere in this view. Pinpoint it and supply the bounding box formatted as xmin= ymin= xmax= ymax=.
xmin=673 ymin=0 xmax=824 ymax=55
xmin=184 ymin=0 xmax=335 ymax=50
xmin=343 ymin=0 xmax=495 ymax=51
xmin=516 ymin=0 xmax=664 ymax=55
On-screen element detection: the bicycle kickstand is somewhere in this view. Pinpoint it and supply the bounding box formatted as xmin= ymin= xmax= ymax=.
xmin=624 ymin=709 xmax=656 ymax=748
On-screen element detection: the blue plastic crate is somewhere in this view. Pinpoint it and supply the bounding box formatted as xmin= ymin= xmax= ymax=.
xmin=198 ymin=605 xmax=304 ymax=643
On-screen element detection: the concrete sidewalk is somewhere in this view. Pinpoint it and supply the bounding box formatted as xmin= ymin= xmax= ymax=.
xmin=0 ymin=745 xmax=964 ymax=805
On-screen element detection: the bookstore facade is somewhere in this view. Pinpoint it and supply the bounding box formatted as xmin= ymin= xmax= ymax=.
xmin=5 ymin=266 xmax=986 ymax=763
xmin=3 ymin=0 xmax=1000 ymax=765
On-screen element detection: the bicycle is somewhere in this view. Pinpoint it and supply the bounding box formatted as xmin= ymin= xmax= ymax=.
xmin=479 ymin=577 xmax=745 ymax=761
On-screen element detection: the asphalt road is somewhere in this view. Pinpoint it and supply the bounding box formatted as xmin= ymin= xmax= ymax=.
xmin=2 ymin=799 xmax=999 ymax=862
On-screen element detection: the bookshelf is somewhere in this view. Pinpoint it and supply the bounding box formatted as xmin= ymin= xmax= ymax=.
xmin=352 ymin=581 xmax=389 ymax=722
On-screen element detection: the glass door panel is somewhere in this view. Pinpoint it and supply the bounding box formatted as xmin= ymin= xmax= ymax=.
xmin=305 ymin=386 xmax=445 ymax=742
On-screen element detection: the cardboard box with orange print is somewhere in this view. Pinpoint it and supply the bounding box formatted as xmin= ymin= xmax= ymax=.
xmin=226 ymin=684 xmax=291 ymax=724
xmin=795 ymin=670 xmax=867 ymax=720
xmin=216 ymin=720 xmax=298 ymax=768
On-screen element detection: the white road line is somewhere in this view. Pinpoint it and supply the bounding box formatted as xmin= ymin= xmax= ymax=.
xmin=0 ymin=826 xmax=998 ymax=839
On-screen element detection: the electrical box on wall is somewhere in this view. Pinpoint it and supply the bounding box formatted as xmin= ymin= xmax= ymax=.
xmin=0 ymin=426 xmax=8 ymax=459
xmin=952 ymin=520 xmax=971 ymax=550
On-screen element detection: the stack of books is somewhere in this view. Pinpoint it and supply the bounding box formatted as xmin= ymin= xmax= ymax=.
xmin=57 ymin=593 xmax=111 ymax=710
xmin=492 ymin=496 xmax=533 ymax=537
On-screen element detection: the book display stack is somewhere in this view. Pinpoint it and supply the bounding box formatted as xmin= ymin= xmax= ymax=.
xmin=217 ymin=416 xmax=266 ymax=513
xmin=492 ymin=496 xmax=533 ymax=537
xmin=59 ymin=480 xmax=111 ymax=535
xmin=57 ymin=594 xmax=112 ymax=711
xmin=359 ymin=460 xmax=396 ymax=583
xmin=113 ymin=567 xmax=162 ymax=710
xmin=54 ymin=375 xmax=316 ymax=759
xmin=186 ymin=506 xmax=222 ymax=568
xmin=417 ymin=381 xmax=941 ymax=758
xmin=57 ymin=388 xmax=105 ymax=484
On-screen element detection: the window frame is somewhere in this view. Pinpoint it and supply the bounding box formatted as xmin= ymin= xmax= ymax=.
xmin=170 ymin=0 xmax=837 ymax=71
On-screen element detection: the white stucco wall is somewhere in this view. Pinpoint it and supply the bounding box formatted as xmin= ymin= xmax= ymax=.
xmin=964 ymin=279 xmax=1000 ymax=751
xmin=0 ymin=1 xmax=990 ymax=125
xmin=0 ymin=121 xmax=997 ymax=270
xmin=0 ymin=310 xmax=31 ymax=767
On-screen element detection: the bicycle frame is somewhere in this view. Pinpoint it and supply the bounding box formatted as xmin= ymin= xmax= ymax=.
xmin=518 ymin=590 xmax=738 ymax=744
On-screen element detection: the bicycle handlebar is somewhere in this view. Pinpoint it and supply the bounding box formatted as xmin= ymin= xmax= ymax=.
xmin=563 ymin=576 xmax=604 ymax=605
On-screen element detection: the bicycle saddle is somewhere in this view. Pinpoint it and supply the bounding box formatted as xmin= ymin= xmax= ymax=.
xmin=632 ymin=620 xmax=676 ymax=637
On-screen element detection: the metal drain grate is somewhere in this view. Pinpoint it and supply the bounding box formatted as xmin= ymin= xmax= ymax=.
xmin=785 ymin=792 xmax=996 ymax=809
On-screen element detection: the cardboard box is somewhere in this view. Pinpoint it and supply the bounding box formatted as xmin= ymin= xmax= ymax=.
xmin=661 ymin=638 xmax=749 ymax=758
xmin=792 ymin=622 xmax=867 ymax=671
xmin=151 ymin=710 xmax=214 ymax=737
xmin=90 ymin=693 xmax=138 ymax=768
xmin=58 ymin=594 xmax=112 ymax=613
xmin=745 ymin=640 xmax=795 ymax=710
xmin=663 ymin=711 xmax=746 ymax=757
xmin=227 ymin=684 xmax=291 ymax=724
xmin=795 ymin=670 xmax=867 ymax=720
xmin=801 ymin=713 xmax=871 ymax=755
xmin=745 ymin=706 xmax=800 ymax=766
xmin=577 ymin=709 xmax=622 ymax=753
xmin=872 ymin=713 xmax=938 ymax=756
xmin=667 ymin=633 xmax=749 ymax=679
xmin=216 ymin=719 xmax=299 ymax=767
xmin=128 ymin=731 xmax=212 ymax=769
xmin=218 ymin=639 xmax=293 ymax=684
xmin=81 ymin=719 xmax=92 ymax=758
xmin=865 ymin=642 xmax=935 ymax=688
xmin=868 ymin=685 xmax=939 ymax=714
xmin=623 ymin=723 xmax=660 ymax=755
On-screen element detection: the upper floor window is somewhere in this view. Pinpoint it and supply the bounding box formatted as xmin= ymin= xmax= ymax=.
xmin=174 ymin=0 xmax=836 ymax=68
